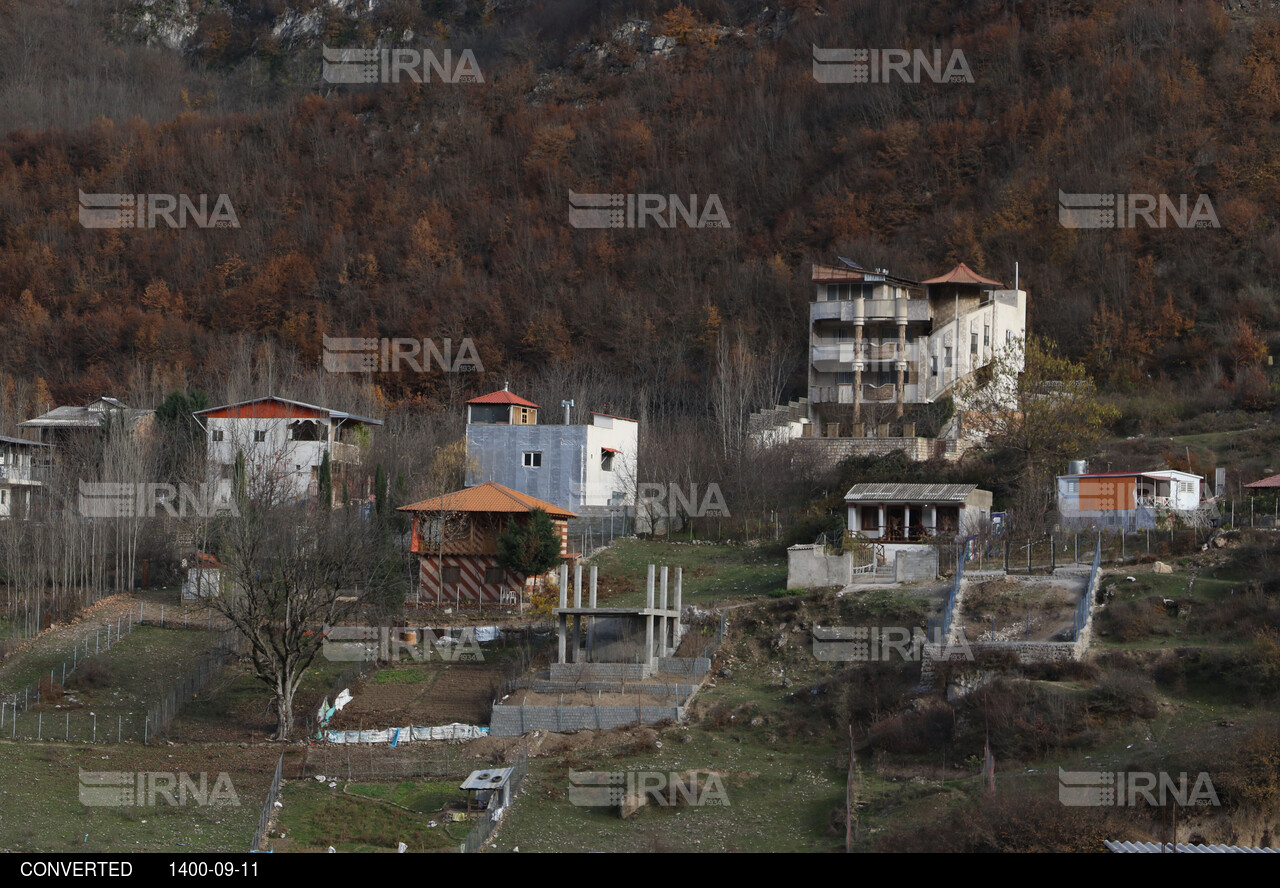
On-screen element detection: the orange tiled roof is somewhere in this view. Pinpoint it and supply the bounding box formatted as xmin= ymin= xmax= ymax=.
xmin=466 ymin=390 xmax=540 ymax=408
xmin=398 ymin=482 xmax=576 ymax=518
xmin=922 ymin=262 xmax=1003 ymax=287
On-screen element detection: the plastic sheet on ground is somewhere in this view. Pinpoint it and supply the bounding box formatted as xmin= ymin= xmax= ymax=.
xmin=323 ymin=723 xmax=489 ymax=745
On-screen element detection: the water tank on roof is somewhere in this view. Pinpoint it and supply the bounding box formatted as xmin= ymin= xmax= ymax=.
xmin=1067 ymin=460 xmax=1087 ymax=475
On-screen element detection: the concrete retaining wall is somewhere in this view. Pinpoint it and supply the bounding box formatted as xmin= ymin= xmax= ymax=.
xmin=895 ymin=549 xmax=938 ymax=582
xmin=787 ymin=545 xmax=854 ymax=589
xmin=489 ymin=705 xmax=684 ymax=737
xmin=550 ymin=662 xmax=650 ymax=681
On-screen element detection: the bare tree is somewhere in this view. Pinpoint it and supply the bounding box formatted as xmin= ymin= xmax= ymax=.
xmin=208 ymin=491 xmax=401 ymax=740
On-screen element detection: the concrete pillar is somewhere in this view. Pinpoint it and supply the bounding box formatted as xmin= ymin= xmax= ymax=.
xmin=659 ymin=566 xmax=669 ymax=657
xmin=645 ymin=614 xmax=654 ymax=668
xmin=559 ymin=564 xmax=568 ymax=609
xmin=896 ymin=320 xmax=907 ymax=418
xmin=853 ymin=323 xmax=864 ymax=426
xmin=878 ymin=505 xmax=886 ymax=537
xmin=673 ymin=567 xmax=683 ymax=650
xmin=904 ymin=505 xmax=911 ymax=541
xmin=572 ymin=615 xmax=581 ymax=664
xmin=558 ymin=614 xmax=567 ymax=664
xmin=646 ymin=564 xmax=655 ymax=608
xmin=574 ymin=564 xmax=582 ymax=608
xmin=589 ymin=565 xmax=598 ymax=608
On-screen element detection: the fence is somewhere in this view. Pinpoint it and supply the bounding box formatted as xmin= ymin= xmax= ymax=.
xmin=459 ymin=743 xmax=530 ymax=853
xmin=1072 ymin=538 xmax=1104 ymax=641
xmin=927 ymin=553 xmax=964 ymax=641
xmin=251 ymin=753 xmax=285 ymax=852
xmin=932 ymin=527 xmax=1211 ymax=575
xmin=0 ymin=604 xmax=246 ymax=744
xmin=299 ymin=744 xmax=467 ymax=782
xmin=1 ymin=606 xmax=139 ymax=720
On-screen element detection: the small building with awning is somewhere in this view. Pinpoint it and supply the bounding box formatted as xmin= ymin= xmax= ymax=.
xmin=844 ymin=482 xmax=992 ymax=541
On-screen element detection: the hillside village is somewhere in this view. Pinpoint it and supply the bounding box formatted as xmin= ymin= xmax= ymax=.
xmin=1 ymin=0 xmax=1279 ymax=862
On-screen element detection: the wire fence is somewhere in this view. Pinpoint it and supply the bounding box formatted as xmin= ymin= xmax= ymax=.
xmin=299 ymin=744 xmax=472 ymax=782
xmin=1072 ymin=538 xmax=1104 ymax=641
xmin=0 ymin=604 xmax=246 ymax=744
xmin=927 ymin=552 xmax=964 ymax=641
xmin=932 ymin=527 xmax=1211 ymax=575
xmin=1 ymin=606 xmax=139 ymax=719
xmin=251 ymin=753 xmax=285 ymax=852
xmin=459 ymin=743 xmax=530 ymax=853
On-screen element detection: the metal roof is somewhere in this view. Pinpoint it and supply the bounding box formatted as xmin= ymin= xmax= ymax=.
xmin=921 ymin=262 xmax=1003 ymax=287
xmin=0 ymin=435 xmax=48 ymax=447
xmin=1104 ymin=840 xmax=1277 ymax=853
xmin=398 ymin=481 xmax=576 ymax=519
xmin=467 ymin=390 xmax=540 ymax=408
xmin=460 ymin=767 xmax=514 ymax=791
xmin=20 ymin=399 xmax=153 ymax=428
xmin=194 ymin=396 xmax=382 ymax=426
xmin=844 ymin=483 xmax=979 ymax=503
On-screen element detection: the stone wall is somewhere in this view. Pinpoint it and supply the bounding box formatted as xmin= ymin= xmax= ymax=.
xmin=489 ymin=704 xmax=684 ymax=737
xmin=787 ymin=544 xmax=854 ymax=588
xmin=895 ymin=549 xmax=938 ymax=582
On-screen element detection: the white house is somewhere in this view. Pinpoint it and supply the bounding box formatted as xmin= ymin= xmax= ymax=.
xmin=845 ymin=482 xmax=993 ymax=541
xmin=1056 ymin=468 xmax=1204 ymax=530
xmin=464 ymin=387 xmax=638 ymax=513
xmin=0 ymin=435 xmax=50 ymax=519
xmin=193 ymin=396 xmax=382 ymax=506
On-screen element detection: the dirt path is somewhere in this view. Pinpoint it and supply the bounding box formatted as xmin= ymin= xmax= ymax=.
xmin=0 ymin=592 xmax=144 ymax=691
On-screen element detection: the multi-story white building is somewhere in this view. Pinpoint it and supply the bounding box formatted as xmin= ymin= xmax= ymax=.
xmin=806 ymin=258 xmax=1027 ymax=432
xmin=193 ymin=396 xmax=381 ymax=506
xmin=0 ymin=435 xmax=50 ymax=519
xmin=464 ymin=387 xmax=638 ymax=513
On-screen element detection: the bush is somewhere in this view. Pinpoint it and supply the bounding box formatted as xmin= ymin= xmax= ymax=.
xmin=71 ymin=660 xmax=114 ymax=689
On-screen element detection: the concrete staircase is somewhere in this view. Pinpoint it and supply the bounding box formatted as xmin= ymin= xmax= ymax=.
xmin=747 ymin=397 xmax=810 ymax=438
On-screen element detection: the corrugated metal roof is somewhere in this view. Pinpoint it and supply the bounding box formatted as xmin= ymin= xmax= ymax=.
xmin=922 ymin=262 xmax=1003 ymax=287
xmin=844 ymin=483 xmax=979 ymax=503
xmin=0 ymin=435 xmax=48 ymax=447
xmin=1104 ymin=840 xmax=1278 ymax=853
xmin=194 ymin=396 xmax=382 ymax=426
xmin=467 ymin=390 xmax=540 ymax=408
xmin=399 ymin=482 xmax=576 ymax=518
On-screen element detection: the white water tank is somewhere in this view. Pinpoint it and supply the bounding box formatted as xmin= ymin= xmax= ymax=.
xmin=1067 ymin=459 xmax=1087 ymax=475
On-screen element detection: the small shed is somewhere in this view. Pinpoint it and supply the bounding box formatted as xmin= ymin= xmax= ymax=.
xmin=181 ymin=552 xmax=223 ymax=600
xmin=460 ymin=767 xmax=515 ymax=814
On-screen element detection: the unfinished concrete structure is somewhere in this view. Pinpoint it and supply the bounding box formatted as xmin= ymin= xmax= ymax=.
xmin=489 ymin=563 xmax=711 ymax=737
xmin=552 ymin=563 xmax=682 ymax=676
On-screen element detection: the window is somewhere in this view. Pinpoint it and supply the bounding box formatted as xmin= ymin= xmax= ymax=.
xmin=1067 ymin=480 xmax=1078 ymax=493
xmin=836 ymin=327 xmax=851 ymax=343
xmin=523 ymin=451 xmax=542 ymax=467
xmin=826 ymin=284 xmax=839 ymax=301
xmin=1006 ymin=329 xmax=1012 ymax=345
xmin=931 ymin=356 xmax=938 ymax=377
xmin=944 ymin=347 xmax=952 ymax=368
xmin=971 ymin=332 xmax=978 ymax=355
xmin=1179 ymin=481 xmax=1194 ymax=494
xmin=601 ymin=451 xmax=615 ymax=472
xmin=1 ymin=490 xmax=6 ymax=505
xmin=984 ymin=324 xmax=990 ymax=346
xmin=253 ymin=429 xmax=267 ymax=443
xmin=484 ymin=566 xmax=504 ymax=585
xmin=441 ymin=566 xmax=461 ymax=584
xmin=211 ymin=429 xmax=224 ymax=442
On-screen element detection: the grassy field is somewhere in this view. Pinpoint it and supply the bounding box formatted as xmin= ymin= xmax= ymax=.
xmin=582 ymin=539 xmax=788 ymax=608
xmin=0 ymin=740 xmax=278 ymax=852
xmin=268 ymin=778 xmax=471 ymax=852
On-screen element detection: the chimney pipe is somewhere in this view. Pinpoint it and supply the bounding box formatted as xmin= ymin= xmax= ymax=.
xmin=561 ymin=399 xmax=575 ymax=425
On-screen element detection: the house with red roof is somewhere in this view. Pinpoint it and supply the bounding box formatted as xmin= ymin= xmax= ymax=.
xmin=800 ymin=258 xmax=1027 ymax=437
xmin=193 ymin=396 xmax=382 ymax=507
xmin=464 ymin=384 xmax=638 ymax=514
xmin=398 ymin=481 xmax=576 ymax=606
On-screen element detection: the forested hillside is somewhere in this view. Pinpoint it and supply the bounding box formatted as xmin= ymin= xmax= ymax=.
xmin=0 ymin=0 xmax=1275 ymax=430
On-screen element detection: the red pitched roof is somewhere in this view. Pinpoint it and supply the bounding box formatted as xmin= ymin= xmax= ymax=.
xmin=466 ymin=390 xmax=540 ymax=408
xmin=1246 ymin=472 xmax=1280 ymax=489
xmin=922 ymin=262 xmax=1003 ymax=287
xmin=398 ymin=482 xmax=575 ymax=518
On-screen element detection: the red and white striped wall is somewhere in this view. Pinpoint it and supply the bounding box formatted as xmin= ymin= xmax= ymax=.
xmin=417 ymin=555 xmax=524 ymax=604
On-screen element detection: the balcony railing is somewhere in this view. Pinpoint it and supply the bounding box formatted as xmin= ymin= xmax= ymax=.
xmin=861 ymin=383 xmax=896 ymax=402
xmin=0 ymin=464 xmax=48 ymax=484
xmin=330 ymin=442 xmax=361 ymax=464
